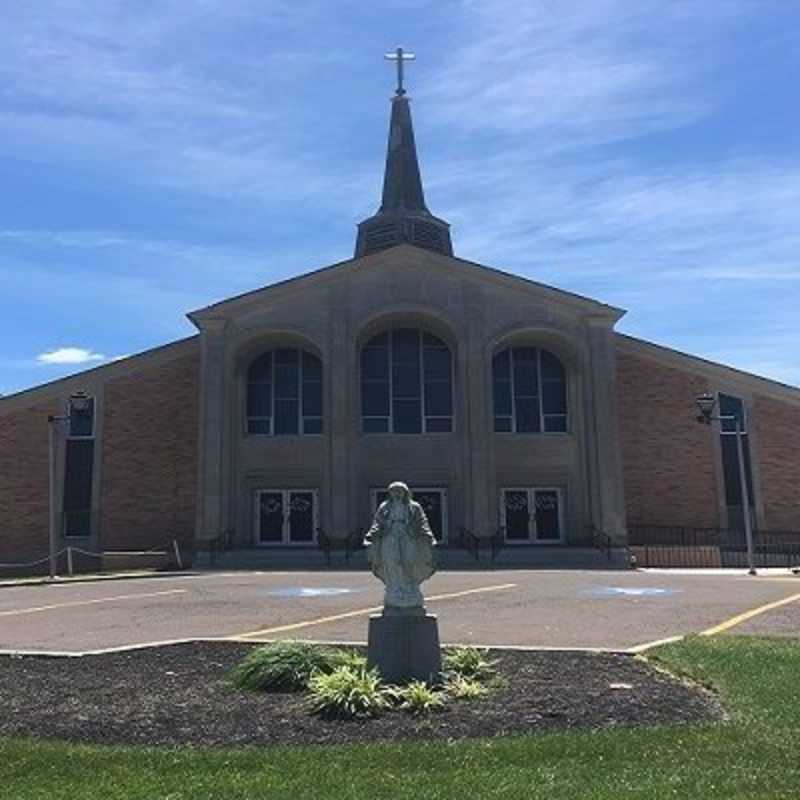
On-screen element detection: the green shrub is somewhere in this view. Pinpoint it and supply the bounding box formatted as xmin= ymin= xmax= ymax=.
xmin=327 ymin=648 xmax=368 ymax=672
xmin=444 ymin=674 xmax=489 ymax=700
xmin=307 ymin=666 xmax=392 ymax=718
xmin=229 ymin=641 xmax=342 ymax=692
xmin=392 ymin=680 xmax=446 ymax=714
xmin=442 ymin=646 xmax=498 ymax=681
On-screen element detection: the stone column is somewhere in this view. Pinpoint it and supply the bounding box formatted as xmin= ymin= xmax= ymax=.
xmin=195 ymin=317 xmax=229 ymax=550
xmin=585 ymin=318 xmax=627 ymax=545
xmin=327 ymin=285 xmax=351 ymax=536
xmin=464 ymin=284 xmax=492 ymax=536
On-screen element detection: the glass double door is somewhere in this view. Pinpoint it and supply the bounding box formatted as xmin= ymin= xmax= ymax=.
xmin=500 ymin=488 xmax=563 ymax=543
xmin=371 ymin=487 xmax=447 ymax=542
xmin=256 ymin=489 xmax=318 ymax=545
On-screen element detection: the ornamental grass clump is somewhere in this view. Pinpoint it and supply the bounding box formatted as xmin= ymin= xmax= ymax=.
xmin=392 ymin=680 xmax=446 ymax=714
xmin=443 ymin=674 xmax=490 ymax=701
xmin=442 ymin=646 xmax=498 ymax=681
xmin=230 ymin=641 xmax=343 ymax=692
xmin=307 ymin=665 xmax=392 ymax=719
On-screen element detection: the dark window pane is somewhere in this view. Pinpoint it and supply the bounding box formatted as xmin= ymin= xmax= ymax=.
xmin=247 ymin=381 xmax=272 ymax=417
xmin=366 ymin=332 xmax=389 ymax=347
xmin=362 ymin=381 xmax=390 ymax=416
xmin=721 ymin=434 xmax=754 ymax=507
xmin=540 ymin=350 xmax=565 ymax=380
xmin=423 ymin=347 xmax=450 ymax=380
xmin=719 ymin=393 xmax=746 ymax=433
xmin=275 ymin=363 xmax=299 ymax=398
xmin=302 ymin=378 xmax=322 ymax=416
xmin=274 ymin=398 xmax=299 ymax=434
xmin=493 ymin=350 xmax=511 ymax=379
xmin=515 ymin=398 xmax=541 ymax=432
xmin=542 ymin=379 xmax=566 ymax=414
xmin=544 ymin=415 xmax=567 ymax=433
xmin=493 ymin=378 xmax=512 ymax=416
xmin=393 ymin=398 xmax=422 ymax=433
xmin=393 ymin=363 xmax=421 ymax=398
xmin=259 ymin=493 xmax=284 ymax=543
xmin=68 ymin=398 xmax=94 ymax=437
xmin=415 ymin=491 xmax=444 ymax=541
xmin=423 ymin=332 xmax=446 ymax=347
xmin=535 ymin=491 xmax=560 ymax=540
xmin=426 ymin=417 xmax=452 ymax=432
xmin=504 ymin=491 xmax=530 ymax=540
xmin=274 ymin=348 xmax=299 ymax=366
xmin=288 ymin=492 xmax=315 ymax=542
xmin=393 ymin=328 xmax=420 ymax=362
xmin=248 ymin=419 xmax=271 ymax=434
xmin=514 ymin=359 xmax=538 ymax=397
xmin=361 ymin=346 xmax=389 ymax=380
xmin=303 ymin=417 xmax=322 ymax=435
xmin=494 ymin=416 xmax=512 ymax=432
xmin=425 ymin=381 xmax=452 ymax=416
xmin=64 ymin=509 xmax=91 ymax=537
xmin=363 ymin=417 xmax=390 ymax=433
xmin=63 ymin=440 xmax=94 ymax=513
xmin=513 ymin=346 xmax=537 ymax=363
xmin=248 ymin=353 xmax=272 ymax=382
xmin=302 ymin=351 xmax=321 ymax=379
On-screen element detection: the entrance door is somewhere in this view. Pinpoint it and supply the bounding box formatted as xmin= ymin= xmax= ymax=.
xmin=256 ymin=489 xmax=318 ymax=545
xmin=371 ymin=487 xmax=448 ymax=542
xmin=500 ymin=488 xmax=564 ymax=543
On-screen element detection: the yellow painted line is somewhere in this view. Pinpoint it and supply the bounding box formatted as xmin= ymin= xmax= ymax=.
xmin=0 ymin=588 xmax=187 ymax=618
xmin=700 ymin=591 xmax=800 ymax=636
xmin=232 ymin=582 xmax=517 ymax=640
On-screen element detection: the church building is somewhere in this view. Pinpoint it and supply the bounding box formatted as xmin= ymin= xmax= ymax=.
xmin=1 ymin=71 xmax=799 ymax=570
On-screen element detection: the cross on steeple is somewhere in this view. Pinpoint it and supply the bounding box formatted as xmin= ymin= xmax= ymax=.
xmin=384 ymin=46 xmax=415 ymax=96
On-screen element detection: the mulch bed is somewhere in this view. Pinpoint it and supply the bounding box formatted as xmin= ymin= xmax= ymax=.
xmin=0 ymin=642 xmax=725 ymax=748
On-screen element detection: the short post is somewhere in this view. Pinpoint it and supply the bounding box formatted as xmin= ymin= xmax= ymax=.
xmin=172 ymin=538 xmax=183 ymax=570
xmin=66 ymin=546 xmax=74 ymax=577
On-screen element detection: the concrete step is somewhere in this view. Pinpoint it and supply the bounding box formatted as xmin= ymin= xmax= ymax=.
xmin=196 ymin=546 xmax=631 ymax=571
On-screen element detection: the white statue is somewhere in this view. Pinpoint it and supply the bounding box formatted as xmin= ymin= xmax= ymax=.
xmin=364 ymin=481 xmax=437 ymax=611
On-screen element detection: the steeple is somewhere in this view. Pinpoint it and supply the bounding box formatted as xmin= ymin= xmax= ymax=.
xmin=355 ymin=48 xmax=453 ymax=258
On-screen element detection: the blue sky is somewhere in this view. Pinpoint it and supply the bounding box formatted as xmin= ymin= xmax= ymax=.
xmin=1 ymin=0 xmax=798 ymax=395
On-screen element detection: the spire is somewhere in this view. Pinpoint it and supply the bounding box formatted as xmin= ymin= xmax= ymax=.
xmin=355 ymin=48 xmax=453 ymax=259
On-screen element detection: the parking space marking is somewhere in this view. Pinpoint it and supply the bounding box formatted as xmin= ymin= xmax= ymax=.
xmin=700 ymin=591 xmax=800 ymax=637
xmin=231 ymin=582 xmax=517 ymax=640
xmin=0 ymin=588 xmax=187 ymax=618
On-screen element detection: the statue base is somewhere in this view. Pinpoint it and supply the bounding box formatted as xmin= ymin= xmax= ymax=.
xmin=367 ymin=611 xmax=441 ymax=684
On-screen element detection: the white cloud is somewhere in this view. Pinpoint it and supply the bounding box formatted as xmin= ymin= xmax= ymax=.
xmin=36 ymin=347 xmax=106 ymax=365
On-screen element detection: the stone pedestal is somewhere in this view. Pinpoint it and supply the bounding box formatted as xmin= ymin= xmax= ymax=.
xmin=367 ymin=612 xmax=442 ymax=684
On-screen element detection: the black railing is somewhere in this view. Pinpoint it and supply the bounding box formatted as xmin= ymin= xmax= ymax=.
xmin=317 ymin=528 xmax=364 ymax=565
xmin=628 ymin=524 xmax=800 ymax=568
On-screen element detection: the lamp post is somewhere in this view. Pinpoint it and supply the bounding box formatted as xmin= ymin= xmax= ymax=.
xmin=48 ymin=391 xmax=90 ymax=579
xmin=695 ymin=393 xmax=756 ymax=576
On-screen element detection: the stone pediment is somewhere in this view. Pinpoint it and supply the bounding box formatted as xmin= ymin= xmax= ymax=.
xmin=187 ymin=244 xmax=625 ymax=330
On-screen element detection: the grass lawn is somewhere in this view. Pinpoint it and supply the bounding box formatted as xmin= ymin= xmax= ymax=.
xmin=3 ymin=636 xmax=799 ymax=799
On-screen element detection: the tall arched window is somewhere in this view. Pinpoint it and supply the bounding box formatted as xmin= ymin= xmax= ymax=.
xmin=246 ymin=349 xmax=322 ymax=435
xmin=492 ymin=347 xmax=567 ymax=433
xmin=361 ymin=328 xmax=453 ymax=433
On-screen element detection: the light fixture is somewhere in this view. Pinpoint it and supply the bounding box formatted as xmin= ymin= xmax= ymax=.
xmin=695 ymin=392 xmax=716 ymax=424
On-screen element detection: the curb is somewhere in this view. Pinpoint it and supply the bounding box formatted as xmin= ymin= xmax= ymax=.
xmin=0 ymin=569 xmax=199 ymax=589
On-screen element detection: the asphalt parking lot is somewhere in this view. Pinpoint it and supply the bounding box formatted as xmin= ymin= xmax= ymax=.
xmin=0 ymin=569 xmax=798 ymax=655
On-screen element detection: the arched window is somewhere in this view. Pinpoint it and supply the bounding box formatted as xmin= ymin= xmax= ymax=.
xmin=246 ymin=349 xmax=322 ymax=435
xmin=361 ymin=328 xmax=453 ymax=433
xmin=492 ymin=347 xmax=567 ymax=433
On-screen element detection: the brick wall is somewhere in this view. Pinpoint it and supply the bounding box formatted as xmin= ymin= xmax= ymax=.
xmin=0 ymin=398 xmax=60 ymax=562
xmin=100 ymin=348 xmax=200 ymax=553
xmin=616 ymin=350 xmax=719 ymax=528
xmin=753 ymin=396 xmax=800 ymax=530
